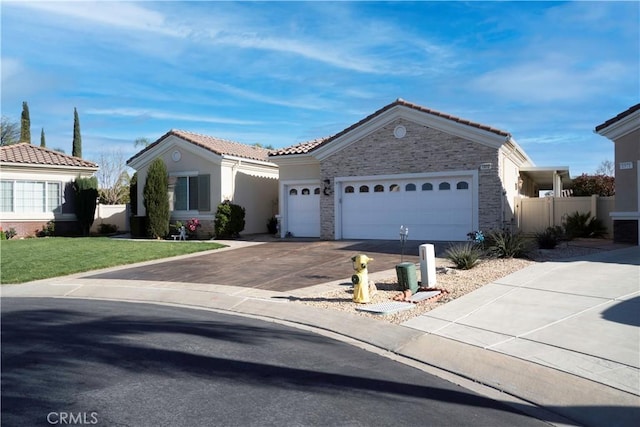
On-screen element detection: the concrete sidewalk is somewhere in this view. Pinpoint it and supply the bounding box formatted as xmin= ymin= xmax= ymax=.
xmin=2 ymin=243 xmax=639 ymax=427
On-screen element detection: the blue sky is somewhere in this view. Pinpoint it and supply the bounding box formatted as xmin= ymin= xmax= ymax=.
xmin=2 ymin=1 xmax=638 ymax=176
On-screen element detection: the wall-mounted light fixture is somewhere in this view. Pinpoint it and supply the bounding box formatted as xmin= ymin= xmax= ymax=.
xmin=323 ymin=179 xmax=332 ymax=196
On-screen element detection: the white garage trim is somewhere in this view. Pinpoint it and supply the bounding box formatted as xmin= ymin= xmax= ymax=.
xmin=280 ymin=179 xmax=321 ymax=238
xmin=334 ymin=170 xmax=478 ymax=240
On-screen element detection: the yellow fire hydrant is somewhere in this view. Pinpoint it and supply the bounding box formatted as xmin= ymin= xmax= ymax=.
xmin=351 ymin=254 xmax=373 ymax=303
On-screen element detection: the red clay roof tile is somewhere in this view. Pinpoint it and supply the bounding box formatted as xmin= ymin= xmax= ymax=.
xmin=0 ymin=143 xmax=98 ymax=168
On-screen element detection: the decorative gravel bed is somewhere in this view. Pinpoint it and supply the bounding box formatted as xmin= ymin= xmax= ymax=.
xmin=296 ymin=242 xmax=617 ymax=325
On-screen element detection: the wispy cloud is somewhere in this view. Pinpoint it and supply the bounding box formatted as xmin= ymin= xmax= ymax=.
xmin=85 ymin=108 xmax=263 ymax=126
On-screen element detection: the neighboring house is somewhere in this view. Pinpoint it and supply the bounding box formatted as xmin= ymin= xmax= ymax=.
xmin=595 ymin=103 xmax=640 ymax=245
xmin=270 ymin=99 xmax=568 ymax=241
xmin=0 ymin=143 xmax=98 ymax=237
xmin=127 ymin=130 xmax=279 ymax=237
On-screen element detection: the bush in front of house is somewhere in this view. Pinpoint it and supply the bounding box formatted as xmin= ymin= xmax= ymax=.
xmin=98 ymin=223 xmax=118 ymax=235
xmin=445 ymin=242 xmax=483 ymax=270
xmin=74 ymin=176 xmax=99 ymax=236
xmin=143 ymin=158 xmax=170 ymax=239
xmin=214 ymin=200 xmax=245 ymax=238
xmin=535 ymin=226 xmax=565 ymax=249
xmin=485 ymin=229 xmax=530 ymax=258
xmin=563 ymin=211 xmax=607 ymax=239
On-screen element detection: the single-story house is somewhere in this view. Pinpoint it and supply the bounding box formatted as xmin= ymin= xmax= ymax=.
xmin=127 ymin=129 xmax=279 ymax=237
xmin=595 ymin=103 xmax=640 ymax=245
xmin=0 ymin=143 xmax=99 ymax=237
xmin=270 ymin=99 xmax=568 ymax=241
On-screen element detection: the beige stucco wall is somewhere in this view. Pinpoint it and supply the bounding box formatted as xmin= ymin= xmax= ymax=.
xmin=319 ymin=118 xmax=503 ymax=239
xmin=614 ymin=128 xmax=639 ymax=213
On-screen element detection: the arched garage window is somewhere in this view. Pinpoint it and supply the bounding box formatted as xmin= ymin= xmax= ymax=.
xmin=289 ymin=188 xmax=298 ymax=195
xmin=456 ymin=181 xmax=469 ymax=190
xmin=359 ymin=185 xmax=370 ymax=193
xmin=301 ymin=188 xmax=310 ymax=195
xmin=345 ymin=186 xmax=354 ymax=193
xmin=422 ymin=183 xmax=433 ymax=191
xmin=439 ymin=182 xmax=451 ymax=190
xmin=374 ymin=185 xmax=384 ymax=192
xmin=405 ymin=183 xmax=416 ymax=191
xmin=389 ymin=184 xmax=400 ymax=192
xmin=314 ymin=188 xmax=320 ymax=195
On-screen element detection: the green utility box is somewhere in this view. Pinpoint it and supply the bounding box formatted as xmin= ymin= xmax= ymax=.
xmin=396 ymin=262 xmax=418 ymax=294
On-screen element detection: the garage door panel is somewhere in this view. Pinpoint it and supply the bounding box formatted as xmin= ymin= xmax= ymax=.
xmin=287 ymin=185 xmax=320 ymax=237
xmin=341 ymin=176 xmax=473 ymax=241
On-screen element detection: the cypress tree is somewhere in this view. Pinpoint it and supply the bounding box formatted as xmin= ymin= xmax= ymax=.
xmin=72 ymin=107 xmax=82 ymax=157
xmin=20 ymin=101 xmax=31 ymax=143
xmin=143 ymin=158 xmax=170 ymax=238
xmin=40 ymin=128 xmax=46 ymax=147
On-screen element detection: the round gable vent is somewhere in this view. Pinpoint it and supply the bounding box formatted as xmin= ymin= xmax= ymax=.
xmin=393 ymin=125 xmax=406 ymax=139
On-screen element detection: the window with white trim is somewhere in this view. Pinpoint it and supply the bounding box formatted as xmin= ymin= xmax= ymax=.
xmin=173 ymin=175 xmax=210 ymax=211
xmin=0 ymin=180 xmax=62 ymax=213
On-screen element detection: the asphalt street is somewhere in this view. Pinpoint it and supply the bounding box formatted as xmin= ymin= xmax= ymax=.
xmin=1 ymin=298 xmax=550 ymax=427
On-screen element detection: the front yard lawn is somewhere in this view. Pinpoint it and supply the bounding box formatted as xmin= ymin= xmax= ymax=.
xmin=0 ymin=237 xmax=226 ymax=284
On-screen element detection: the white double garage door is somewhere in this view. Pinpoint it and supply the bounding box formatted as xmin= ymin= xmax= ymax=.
xmin=285 ymin=172 xmax=477 ymax=241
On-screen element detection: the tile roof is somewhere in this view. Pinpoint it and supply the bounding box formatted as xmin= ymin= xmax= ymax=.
xmin=127 ymin=129 xmax=272 ymax=164
xmin=0 ymin=143 xmax=98 ymax=168
xmin=269 ymin=137 xmax=330 ymax=156
xmin=270 ymin=98 xmax=511 ymax=157
xmin=595 ymin=103 xmax=640 ymax=132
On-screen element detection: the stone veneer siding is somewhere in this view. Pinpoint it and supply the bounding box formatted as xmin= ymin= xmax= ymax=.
xmin=319 ymin=118 xmax=504 ymax=240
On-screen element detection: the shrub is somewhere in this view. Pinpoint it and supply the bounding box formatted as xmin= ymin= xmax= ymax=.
xmin=563 ymin=211 xmax=607 ymax=239
xmin=98 ymin=223 xmax=118 ymax=234
xmin=37 ymin=221 xmax=55 ymax=237
xmin=143 ymin=158 xmax=170 ymax=239
xmin=485 ymin=229 xmax=530 ymax=258
xmin=4 ymin=227 xmax=17 ymax=239
xmin=445 ymin=242 xmax=483 ymax=270
xmin=74 ymin=176 xmax=99 ymax=236
xmin=214 ymin=200 xmax=246 ymax=238
xmin=535 ymin=226 xmax=564 ymax=249
xmin=569 ymin=174 xmax=615 ymax=197
xmin=0 ymin=229 xmax=5 ymax=240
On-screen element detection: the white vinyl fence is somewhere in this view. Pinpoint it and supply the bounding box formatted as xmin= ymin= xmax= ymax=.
xmin=515 ymin=195 xmax=615 ymax=236
xmin=91 ymin=204 xmax=130 ymax=233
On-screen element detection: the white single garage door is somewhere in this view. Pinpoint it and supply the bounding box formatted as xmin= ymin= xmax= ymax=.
xmin=340 ymin=175 xmax=474 ymax=241
xmin=286 ymin=185 xmax=321 ymax=237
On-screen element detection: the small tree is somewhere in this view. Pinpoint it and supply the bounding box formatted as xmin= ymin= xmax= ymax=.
xmin=72 ymin=107 xmax=82 ymax=158
xmin=214 ymin=200 xmax=246 ymax=238
xmin=1 ymin=116 xmax=20 ymax=145
xmin=95 ymin=149 xmax=130 ymax=204
xmin=569 ymin=174 xmax=615 ymax=196
xmin=20 ymin=101 xmax=31 ymax=143
xmin=73 ymin=176 xmax=99 ymax=236
xmin=595 ymin=160 xmax=614 ymax=176
xmin=143 ymin=158 xmax=169 ymax=238
xmin=40 ymin=128 xmax=46 ymax=147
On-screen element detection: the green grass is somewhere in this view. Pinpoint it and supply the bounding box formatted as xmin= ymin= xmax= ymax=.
xmin=0 ymin=237 xmax=226 ymax=284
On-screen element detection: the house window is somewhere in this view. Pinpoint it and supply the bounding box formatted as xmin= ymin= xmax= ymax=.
xmin=389 ymin=184 xmax=400 ymax=192
xmin=0 ymin=180 xmax=62 ymax=213
xmin=0 ymin=181 xmax=14 ymax=212
xmin=174 ymin=175 xmax=210 ymax=211
xmin=314 ymin=188 xmax=320 ymax=195
xmin=289 ymin=188 xmax=298 ymax=196
xmin=439 ymin=182 xmax=451 ymax=190
xmin=456 ymin=181 xmax=469 ymax=190
xmin=405 ymin=183 xmax=416 ymax=191
xmin=359 ymin=185 xmax=369 ymax=193
xmin=302 ymin=188 xmax=310 ymax=195
xmin=374 ymin=184 xmax=384 ymax=193
xmin=345 ymin=186 xmax=354 ymax=193
xmin=422 ymin=183 xmax=433 ymax=191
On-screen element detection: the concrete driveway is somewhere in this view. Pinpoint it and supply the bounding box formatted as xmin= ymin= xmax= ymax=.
xmin=85 ymin=239 xmax=452 ymax=292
